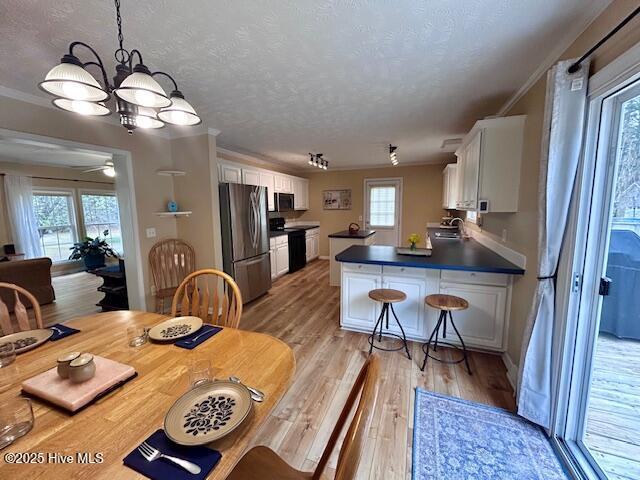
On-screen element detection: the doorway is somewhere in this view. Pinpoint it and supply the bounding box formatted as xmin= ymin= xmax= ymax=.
xmin=364 ymin=178 xmax=402 ymax=246
xmin=555 ymin=79 xmax=640 ymax=479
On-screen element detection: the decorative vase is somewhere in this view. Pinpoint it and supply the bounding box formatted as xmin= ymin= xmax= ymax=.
xmin=410 ymin=242 xmax=417 ymax=251
xmin=84 ymin=253 xmax=106 ymax=270
xmin=167 ymin=200 xmax=178 ymax=212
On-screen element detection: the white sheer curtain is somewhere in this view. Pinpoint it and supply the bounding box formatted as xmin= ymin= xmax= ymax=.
xmin=517 ymin=59 xmax=589 ymax=428
xmin=3 ymin=175 xmax=44 ymax=259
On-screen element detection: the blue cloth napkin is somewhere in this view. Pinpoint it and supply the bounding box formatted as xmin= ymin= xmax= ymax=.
xmin=175 ymin=325 xmax=222 ymax=350
xmin=123 ymin=429 xmax=221 ymax=480
xmin=49 ymin=323 xmax=80 ymax=341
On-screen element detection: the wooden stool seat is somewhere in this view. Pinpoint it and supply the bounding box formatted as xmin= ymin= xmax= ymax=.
xmin=425 ymin=294 xmax=469 ymax=311
xmin=368 ymin=288 xmax=406 ymax=303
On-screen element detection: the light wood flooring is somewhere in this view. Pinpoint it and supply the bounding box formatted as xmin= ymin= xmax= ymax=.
xmin=241 ymin=259 xmax=515 ymax=479
xmin=42 ymin=272 xmax=102 ymax=327
xmin=46 ymin=260 xmax=515 ymax=478
xmin=585 ymin=334 xmax=640 ymax=480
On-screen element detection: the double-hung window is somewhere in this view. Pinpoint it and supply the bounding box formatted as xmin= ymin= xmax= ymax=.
xmin=80 ymin=192 xmax=123 ymax=254
xmin=32 ymin=191 xmax=78 ymax=262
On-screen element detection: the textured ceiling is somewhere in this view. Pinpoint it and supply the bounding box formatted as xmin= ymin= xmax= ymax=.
xmin=0 ymin=0 xmax=609 ymax=169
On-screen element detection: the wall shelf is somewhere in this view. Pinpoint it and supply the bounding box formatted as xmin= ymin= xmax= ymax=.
xmin=154 ymin=211 xmax=192 ymax=217
xmin=156 ymin=170 xmax=186 ymax=176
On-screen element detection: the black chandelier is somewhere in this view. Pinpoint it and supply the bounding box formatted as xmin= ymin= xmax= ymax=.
xmin=39 ymin=0 xmax=201 ymax=134
xmin=389 ymin=144 xmax=398 ymax=165
xmin=308 ymin=153 xmax=328 ymax=170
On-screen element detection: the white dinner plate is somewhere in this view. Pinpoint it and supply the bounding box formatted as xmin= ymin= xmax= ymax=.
xmin=148 ymin=316 xmax=203 ymax=341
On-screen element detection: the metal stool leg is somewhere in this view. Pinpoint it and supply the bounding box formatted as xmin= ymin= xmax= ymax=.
xmin=448 ymin=311 xmax=472 ymax=375
xmin=420 ymin=310 xmax=444 ymax=371
xmin=389 ymin=303 xmax=411 ymax=360
xmin=369 ymin=304 xmax=386 ymax=355
xmin=433 ymin=310 xmax=444 ymax=352
xmin=379 ymin=303 xmax=388 ymax=341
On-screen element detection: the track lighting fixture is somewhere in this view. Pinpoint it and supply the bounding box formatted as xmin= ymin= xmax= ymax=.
xmin=389 ymin=144 xmax=399 ymax=165
xmin=308 ymin=153 xmax=328 ymax=170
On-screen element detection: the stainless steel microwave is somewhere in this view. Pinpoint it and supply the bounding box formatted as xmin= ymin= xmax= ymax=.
xmin=275 ymin=193 xmax=294 ymax=212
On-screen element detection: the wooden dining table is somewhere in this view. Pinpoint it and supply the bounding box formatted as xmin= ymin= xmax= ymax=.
xmin=0 ymin=311 xmax=296 ymax=479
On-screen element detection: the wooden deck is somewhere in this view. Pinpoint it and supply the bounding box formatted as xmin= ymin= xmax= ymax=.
xmin=585 ymin=334 xmax=640 ymax=480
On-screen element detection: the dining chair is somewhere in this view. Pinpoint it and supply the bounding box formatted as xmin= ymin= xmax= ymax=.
xmin=0 ymin=282 xmax=44 ymax=335
xmin=227 ymin=354 xmax=381 ymax=480
xmin=170 ymin=269 xmax=243 ymax=328
xmin=149 ymin=239 xmax=196 ymax=313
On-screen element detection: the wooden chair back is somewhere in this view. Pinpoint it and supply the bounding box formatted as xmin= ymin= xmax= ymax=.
xmin=170 ymin=269 xmax=243 ymax=328
xmin=0 ymin=282 xmax=44 ymax=334
xmin=149 ymin=239 xmax=196 ymax=292
xmin=314 ymin=354 xmax=381 ymax=480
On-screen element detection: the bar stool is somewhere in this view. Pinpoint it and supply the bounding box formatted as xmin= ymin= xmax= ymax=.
xmin=420 ymin=294 xmax=472 ymax=375
xmin=367 ymin=288 xmax=411 ymax=359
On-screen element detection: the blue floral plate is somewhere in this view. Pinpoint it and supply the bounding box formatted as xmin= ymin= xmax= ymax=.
xmin=164 ymin=380 xmax=252 ymax=445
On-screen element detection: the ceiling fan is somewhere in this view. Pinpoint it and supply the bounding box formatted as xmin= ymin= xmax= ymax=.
xmin=72 ymin=161 xmax=116 ymax=177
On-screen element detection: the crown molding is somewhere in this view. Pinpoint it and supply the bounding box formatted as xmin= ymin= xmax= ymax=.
xmin=216 ymin=145 xmax=304 ymax=173
xmin=0 ymin=84 xmax=222 ymax=140
xmin=496 ymin=0 xmax=613 ymax=115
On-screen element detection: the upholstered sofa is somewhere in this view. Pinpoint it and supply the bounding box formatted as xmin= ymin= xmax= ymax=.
xmin=0 ymin=257 xmax=55 ymax=311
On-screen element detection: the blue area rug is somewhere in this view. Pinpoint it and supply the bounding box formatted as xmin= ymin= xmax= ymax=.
xmin=412 ymin=388 xmax=567 ymax=480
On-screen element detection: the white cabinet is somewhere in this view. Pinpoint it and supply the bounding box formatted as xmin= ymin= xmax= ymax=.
xmin=341 ymin=269 xmax=381 ymax=330
xmin=274 ymin=174 xmax=292 ymax=193
xmin=275 ymin=243 xmax=289 ymax=276
xmin=439 ymin=281 xmax=507 ymax=350
xmin=259 ymin=172 xmax=276 ymax=211
xmin=293 ymin=178 xmax=309 ymax=210
xmin=455 ymin=115 xmax=525 ymax=212
xmin=442 ymin=164 xmax=458 ymax=209
xmin=338 ymin=262 xmax=511 ymax=351
xmin=270 ymin=235 xmax=289 ymax=278
xmin=269 ymin=239 xmax=277 ymax=280
xmin=305 ymin=228 xmax=319 ymax=261
xmin=220 ymin=164 xmax=242 ymax=183
xmin=242 ymin=168 xmax=260 ymax=186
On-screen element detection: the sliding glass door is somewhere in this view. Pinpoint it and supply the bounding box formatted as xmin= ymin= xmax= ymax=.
xmin=557 ymin=80 xmax=640 ymax=480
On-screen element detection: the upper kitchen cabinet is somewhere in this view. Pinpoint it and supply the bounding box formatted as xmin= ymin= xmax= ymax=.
xmin=293 ymin=177 xmax=309 ymax=210
xmin=442 ymin=163 xmax=458 ymax=209
xmin=242 ymin=168 xmax=260 ymax=186
xmin=259 ymin=171 xmax=276 ymax=211
xmin=220 ymin=163 xmax=242 ymax=183
xmin=274 ymin=174 xmax=292 ymax=193
xmin=455 ymin=115 xmax=526 ymax=213
xmin=218 ymin=160 xmax=308 ymax=211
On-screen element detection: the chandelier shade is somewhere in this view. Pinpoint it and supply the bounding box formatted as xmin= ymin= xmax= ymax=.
xmin=135 ymin=106 xmax=165 ymax=129
xmin=114 ymin=70 xmax=171 ymax=108
xmin=158 ymin=92 xmax=201 ymax=126
xmin=39 ymin=61 xmax=109 ymax=102
xmin=52 ymin=98 xmax=111 ymax=116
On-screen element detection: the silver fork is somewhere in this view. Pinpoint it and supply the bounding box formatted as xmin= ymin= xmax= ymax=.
xmin=137 ymin=441 xmax=201 ymax=474
xmin=186 ymin=327 xmax=214 ymax=344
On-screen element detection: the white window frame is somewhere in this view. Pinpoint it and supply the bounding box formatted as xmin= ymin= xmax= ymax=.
xmin=32 ymin=188 xmax=79 ymax=264
xmin=78 ymin=189 xmax=123 ymax=254
xmin=363 ymin=177 xmax=403 ymax=246
xmin=550 ymin=44 xmax=640 ymax=480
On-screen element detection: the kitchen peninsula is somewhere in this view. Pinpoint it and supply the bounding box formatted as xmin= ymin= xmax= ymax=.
xmin=335 ymin=234 xmax=524 ymax=352
xmin=328 ymin=229 xmax=376 ymax=286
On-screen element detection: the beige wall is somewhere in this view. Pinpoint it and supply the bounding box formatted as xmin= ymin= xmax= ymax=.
xmin=172 ymin=133 xmax=220 ymax=271
xmin=0 ymin=96 xmax=178 ymax=308
xmin=479 ymin=0 xmax=640 ymax=365
xmin=299 ymin=163 xmax=447 ymax=256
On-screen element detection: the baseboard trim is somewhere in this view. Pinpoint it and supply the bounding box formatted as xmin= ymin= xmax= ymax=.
xmin=501 ymin=351 xmax=518 ymax=395
xmin=319 ymin=255 xmax=330 ymax=260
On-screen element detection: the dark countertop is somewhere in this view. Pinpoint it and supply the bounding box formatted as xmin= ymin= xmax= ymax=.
xmin=269 ymin=230 xmax=288 ymax=238
xmin=335 ymin=237 xmax=524 ymax=275
xmin=292 ymin=225 xmax=320 ymax=230
xmin=329 ymin=229 xmax=376 ymax=239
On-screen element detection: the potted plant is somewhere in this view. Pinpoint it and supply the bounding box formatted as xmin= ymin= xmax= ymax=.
xmin=408 ymin=233 xmax=421 ymax=250
xmin=69 ymin=230 xmax=119 ymax=270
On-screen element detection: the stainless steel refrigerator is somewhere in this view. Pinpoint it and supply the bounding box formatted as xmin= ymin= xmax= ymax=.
xmin=219 ymin=183 xmax=272 ymax=303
